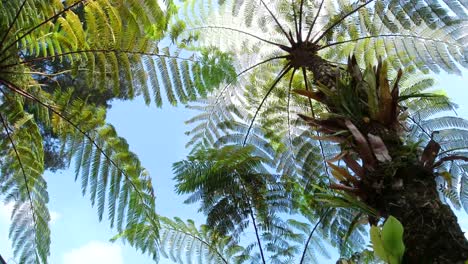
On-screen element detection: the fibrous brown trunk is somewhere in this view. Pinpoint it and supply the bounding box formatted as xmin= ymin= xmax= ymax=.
xmin=288 ymin=43 xmax=341 ymax=89
xmin=305 ymin=56 xmax=340 ymax=89
xmin=302 ymin=57 xmax=468 ymax=263
xmin=365 ymin=164 xmax=468 ymax=263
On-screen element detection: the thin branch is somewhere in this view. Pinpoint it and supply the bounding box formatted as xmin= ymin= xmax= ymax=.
xmin=299 ymin=208 xmax=331 ymax=264
xmin=305 ymin=0 xmax=325 ymax=42
xmin=0 ymin=0 xmax=88 ymax=64
xmin=0 ymin=79 xmax=160 ymax=232
xmin=259 ymin=0 xmax=294 ymax=45
xmin=0 ymin=0 xmax=28 ymax=50
xmin=243 ymin=65 xmax=292 ymax=146
xmin=313 ymin=0 xmax=375 ymax=45
xmin=317 ymin=33 xmax=465 ymax=50
xmin=0 ymin=49 xmax=195 ymax=70
xmin=187 ymin=26 xmax=287 ymax=48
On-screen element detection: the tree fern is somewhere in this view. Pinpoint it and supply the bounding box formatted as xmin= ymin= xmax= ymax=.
xmin=179 ymin=64 xmax=466 ymax=262
xmin=0 ymin=0 xmax=240 ymax=261
xmin=0 ymin=0 xmax=176 ymax=262
xmin=178 ymin=0 xmax=468 ymax=197
xmin=174 ymin=0 xmax=466 ymax=74
xmin=179 ymin=0 xmax=467 ymax=192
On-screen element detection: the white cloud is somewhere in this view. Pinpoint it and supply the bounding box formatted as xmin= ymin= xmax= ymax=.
xmin=50 ymin=210 xmax=61 ymax=224
xmin=62 ymin=241 xmax=123 ymax=264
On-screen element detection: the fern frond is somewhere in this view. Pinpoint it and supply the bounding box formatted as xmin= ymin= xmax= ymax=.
xmin=0 ymin=98 xmax=50 ymax=264
xmin=159 ymin=217 xmax=245 ymax=264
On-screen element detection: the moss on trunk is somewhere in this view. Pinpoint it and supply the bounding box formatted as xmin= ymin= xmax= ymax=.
xmin=366 ymin=164 xmax=468 ymax=263
xmin=297 ymin=56 xmax=468 ymax=262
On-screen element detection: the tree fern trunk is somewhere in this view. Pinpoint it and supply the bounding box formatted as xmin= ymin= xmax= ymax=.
xmin=307 ymin=57 xmax=340 ymax=89
xmin=370 ymin=164 xmax=468 ymax=263
xmin=302 ymin=58 xmax=468 ymax=262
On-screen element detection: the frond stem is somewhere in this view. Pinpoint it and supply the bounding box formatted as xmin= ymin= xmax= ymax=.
xmin=299 ymin=208 xmax=331 ymax=264
xmin=409 ymin=115 xmax=431 ymax=138
xmin=0 ymin=111 xmax=39 ymax=256
xmin=0 ymin=0 xmax=28 ymax=50
xmin=292 ymin=0 xmax=300 ymax=41
xmin=318 ymin=34 xmax=465 ymax=50
xmin=242 ymin=64 xmax=292 ymax=146
xmin=212 ymin=55 xmax=288 ymax=107
xmin=287 ymin=68 xmax=297 ymax=155
xmin=439 ymin=147 xmax=468 ymax=156
xmin=305 ymin=0 xmax=325 ymax=42
xmin=0 ymin=49 xmax=195 ymax=69
xmin=163 ymin=227 xmax=229 ymax=264
xmin=302 ymin=68 xmax=332 ymax=184
xmin=0 ymin=79 xmax=160 ymax=234
xmin=0 ymin=70 xmax=72 ymax=76
xmin=298 ymin=0 xmax=304 ymax=41
xmin=249 ymin=208 xmax=266 ymax=264
xmin=0 ymin=0 xmax=88 ymax=64
xmin=259 ymin=0 xmax=294 ymax=45
xmin=192 ymin=56 xmax=287 ymax=150
xmin=186 ymin=55 xmax=288 ymax=148
xmin=187 ymin=26 xmax=287 ymax=49
xmin=313 ymin=0 xmax=375 ymax=45
xmin=301 ymin=68 xmax=314 ymax=116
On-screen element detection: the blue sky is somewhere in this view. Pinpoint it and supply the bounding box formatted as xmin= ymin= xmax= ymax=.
xmin=1 ymin=70 xmax=467 ymax=263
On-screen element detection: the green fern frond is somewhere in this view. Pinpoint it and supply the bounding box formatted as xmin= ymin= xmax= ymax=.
xmin=0 ymin=0 xmax=237 ymax=108
xmin=45 ymin=91 xmax=157 ymax=230
xmin=113 ymin=216 xmax=252 ymax=263
xmin=0 ymin=98 xmax=50 ymax=264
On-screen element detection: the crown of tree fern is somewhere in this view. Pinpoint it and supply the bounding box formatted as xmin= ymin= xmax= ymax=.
xmin=165 ymin=0 xmax=468 ymax=262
